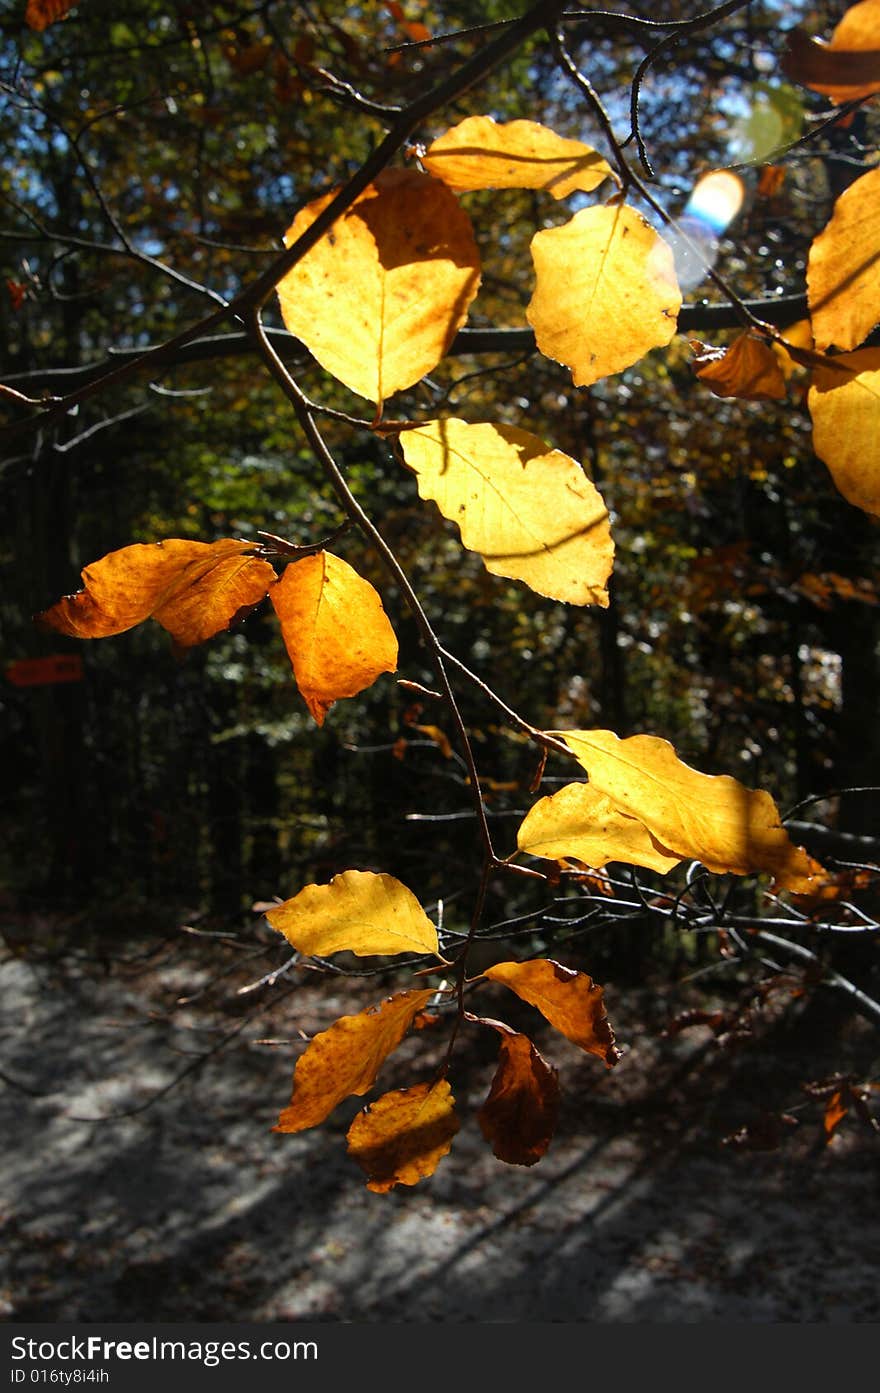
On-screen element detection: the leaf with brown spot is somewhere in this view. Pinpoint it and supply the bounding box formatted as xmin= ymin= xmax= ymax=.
xmin=527 ymin=203 xmax=681 ymax=388
xmin=691 ymin=333 xmax=787 ymax=401
xmin=272 ymin=988 xmax=433 ymax=1134
xmin=517 ymin=781 xmax=681 ymax=873
xmin=423 ymin=116 xmax=615 ymax=199
xmin=35 ymin=539 xmax=276 ymax=649
xmin=269 ymin=551 xmax=397 ymax=724
xmin=808 ymin=347 xmax=880 ymax=515
xmin=346 ymin=1079 xmax=459 ymax=1191
xmin=265 ymin=868 xmax=438 ymax=958
xmin=807 ymin=166 xmax=880 ymax=352
xmin=471 ymin=1017 xmax=560 ymax=1166
xmin=483 ymin=959 xmax=620 ymax=1066
xmin=276 ymin=169 xmax=480 ymax=405
xmin=782 ymin=7 xmax=880 ymax=103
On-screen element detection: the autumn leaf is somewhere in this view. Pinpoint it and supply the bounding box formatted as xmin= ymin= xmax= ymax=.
xmin=346 ymin=1079 xmax=459 ymax=1191
xmin=555 ymin=729 xmax=825 ymax=891
xmin=782 ymin=6 xmax=880 ymax=103
xmin=517 ymin=781 xmax=681 ymax=873
xmin=807 ymin=166 xmax=880 ymax=352
xmin=25 ymin=0 xmax=76 ymax=31
xmin=824 ymin=1089 xmax=849 ymax=1138
xmin=36 ymin=539 xmax=276 ymax=649
xmin=527 ymin=203 xmax=681 ymax=388
xmin=691 ymin=333 xmax=787 ymax=401
xmin=273 ymin=988 xmax=433 ymax=1133
xmin=269 ymin=551 xmax=397 ymax=724
xmin=265 ymin=868 xmax=439 ymax=958
xmin=483 ymin=958 xmax=621 ymax=1066
xmin=399 ymin=419 xmax=613 ymax=605
xmin=276 ymin=169 xmax=480 ymax=405
xmin=423 ymin=116 xmax=615 ymax=199
xmin=808 ymin=347 xmax=880 ymax=515
xmin=471 ymin=1016 xmax=560 ymax=1166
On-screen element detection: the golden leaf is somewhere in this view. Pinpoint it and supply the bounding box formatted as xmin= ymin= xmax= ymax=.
xmin=527 ymin=203 xmax=681 ymax=387
xmin=35 ymin=539 xmax=276 ymax=649
xmin=556 ymin=729 xmax=825 ymax=891
xmin=808 ymin=166 xmax=880 ymax=352
xmin=517 ymin=781 xmax=680 ymax=873
xmin=473 ymin=1018 xmax=560 ymax=1166
xmin=808 ymin=347 xmax=880 ymax=515
xmin=399 ymin=419 xmax=613 ymax=605
xmin=269 ymin=552 xmax=397 ymax=725
xmin=423 ymin=115 xmax=615 ymax=199
xmin=782 ymin=6 xmax=880 ymax=103
xmin=276 ymin=169 xmax=480 ymax=405
xmin=691 ymin=332 xmax=787 ymax=401
xmin=484 ymin=959 xmax=621 ymax=1066
xmin=346 ymin=1079 xmax=459 ymax=1192
xmin=266 ymin=869 xmax=439 ymax=958
xmin=272 ymin=988 xmax=434 ymax=1133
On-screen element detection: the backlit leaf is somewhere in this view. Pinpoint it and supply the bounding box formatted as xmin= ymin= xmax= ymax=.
xmin=276 ymin=169 xmax=480 ymax=405
xmin=36 ymin=539 xmax=276 ymax=649
xmin=399 ymin=419 xmax=613 ymax=605
xmin=272 ymin=988 xmax=433 ymax=1133
xmin=807 ymin=166 xmax=880 ymax=351
xmin=473 ymin=1017 xmax=560 ymax=1166
xmin=517 ymin=781 xmax=681 ymax=873
xmin=346 ymin=1079 xmax=459 ymax=1191
xmin=484 ymin=959 xmax=621 ymax=1066
xmin=808 ymin=347 xmax=880 ymax=515
xmin=266 ymin=869 xmax=438 ymax=958
xmin=423 ymin=115 xmax=615 ymax=199
xmin=25 ymin=0 xmax=76 ymax=31
xmin=527 ymin=203 xmax=681 ymax=387
xmin=691 ymin=332 xmax=787 ymax=401
xmin=782 ymin=6 xmax=880 ymax=103
xmin=556 ymin=729 xmax=825 ymax=891
xmin=269 ymin=552 xmax=397 ymax=724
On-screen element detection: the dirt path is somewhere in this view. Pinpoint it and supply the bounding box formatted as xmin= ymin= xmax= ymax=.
xmin=2 ymin=925 xmax=878 ymax=1323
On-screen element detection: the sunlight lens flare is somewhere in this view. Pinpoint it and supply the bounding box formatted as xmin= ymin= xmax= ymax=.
xmin=666 ymin=170 xmax=745 ymax=292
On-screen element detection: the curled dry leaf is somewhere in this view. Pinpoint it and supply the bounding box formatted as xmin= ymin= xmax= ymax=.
xmin=36 ymin=538 xmax=276 ymax=649
xmin=691 ymin=333 xmax=787 ymax=401
xmin=471 ymin=1016 xmax=560 ymax=1166
xmin=484 ymin=958 xmax=621 ymax=1066
xmin=555 ymin=729 xmax=825 ymax=891
xmin=527 ymin=203 xmax=681 ymax=388
xmin=782 ymin=5 xmax=880 ymax=103
xmin=808 ymin=347 xmax=880 ymax=515
xmin=422 ymin=115 xmax=615 ymax=199
xmin=807 ymin=166 xmax=880 ymax=352
xmin=276 ymin=168 xmax=480 ymax=405
xmin=266 ymin=868 xmax=439 ymax=958
xmin=399 ymin=419 xmax=613 ymax=605
xmin=269 ymin=551 xmax=397 ymax=724
xmin=517 ymin=781 xmax=681 ymax=873
xmin=273 ymin=988 xmax=433 ymax=1133
xmin=346 ymin=1079 xmax=459 ymax=1192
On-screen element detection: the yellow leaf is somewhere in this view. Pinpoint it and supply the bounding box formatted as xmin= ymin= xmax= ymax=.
xmin=473 ymin=1018 xmax=560 ymax=1166
xmin=808 ymin=347 xmax=880 ymax=515
xmin=691 ymin=332 xmax=787 ymax=401
xmin=399 ymin=419 xmax=613 ymax=605
xmin=782 ymin=5 xmax=880 ymax=103
xmin=527 ymin=203 xmax=681 ymax=387
xmin=346 ymin=1079 xmax=459 ymax=1191
xmin=35 ymin=538 xmax=276 ymax=649
xmin=772 ymin=318 xmax=815 ymax=380
xmin=273 ymin=988 xmax=434 ymax=1133
xmin=276 ymin=169 xmax=480 ymax=405
xmin=422 ymin=115 xmax=615 ymax=199
xmin=484 ymin=958 xmax=621 ymax=1066
xmin=555 ymin=729 xmax=825 ymax=891
xmin=808 ymin=166 xmax=880 ymax=352
xmin=266 ymin=869 xmax=439 ymax=958
xmin=269 ymin=551 xmax=397 ymax=725
xmin=517 ymin=782 xmax=681 ymax=873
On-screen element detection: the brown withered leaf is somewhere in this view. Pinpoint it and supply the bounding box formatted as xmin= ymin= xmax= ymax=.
xmin=782 ymin=10 xmax=880 ymax=103
xmin=36 ymin=538 xmax=276 ymax=649
xmin=346 ymin=1079 xmax=459 ymax=1192
xmin=25 ymin=0 xmax=76 ymax=31
xmin=269 ymin=551 xmax=397 ymax=724
xmin=807 ymin=166 xmax=880 ymax=353
xmin=265 ymin=868 xmax=438 ymax=958
xmin=808 ymin=346 xmax=880 ymax=515
xmin=472 ymin=1017 xmax=560 ymax=1166
xmin=483 ymin=959 xmax=621 ymax=1067
xmin=691 ymin=333 xmax=787 ymax=401
xmin=273 ymin=988 xmax=433 ymax=1134
xmin=422 ymin=115 xmax=615 ymax=199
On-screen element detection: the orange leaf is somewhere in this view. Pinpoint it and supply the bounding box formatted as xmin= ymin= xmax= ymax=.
xmin=782 ymin=7 xmax=880 ymax=103
xmin=272 ymin=988 xmax=433 ymax=1134
xmin=691 ymin=333 xmax=787 ymax=401
xmin=824 ymin=1089 xmax=849 ymax=1138
xmin=266 ymin=868 xmax=438 ymax=958
xmin=269 ymin=552 xmax=397 ymax=724
xmin=472 ymin=1017 xmax=560 ymax=1166
xmin=35 ymin=539 xmax=276 ymax=649
xmin=808 ymin=347 xmax=880 ymax=515
xmin=276 ymin=169 xmax=480 ymax=405
xmin=484 ymin=959 xmax=621 ymax=1066
xmin=25 ymin=0 xmax=75 ymax=31
xmin=346 ymin=1079 xmax=459 ymax=1191
xmin=423 ymin=116 xmax=615 ymax=199
xmin=807 ymin=166 xmax=880 ymax=352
